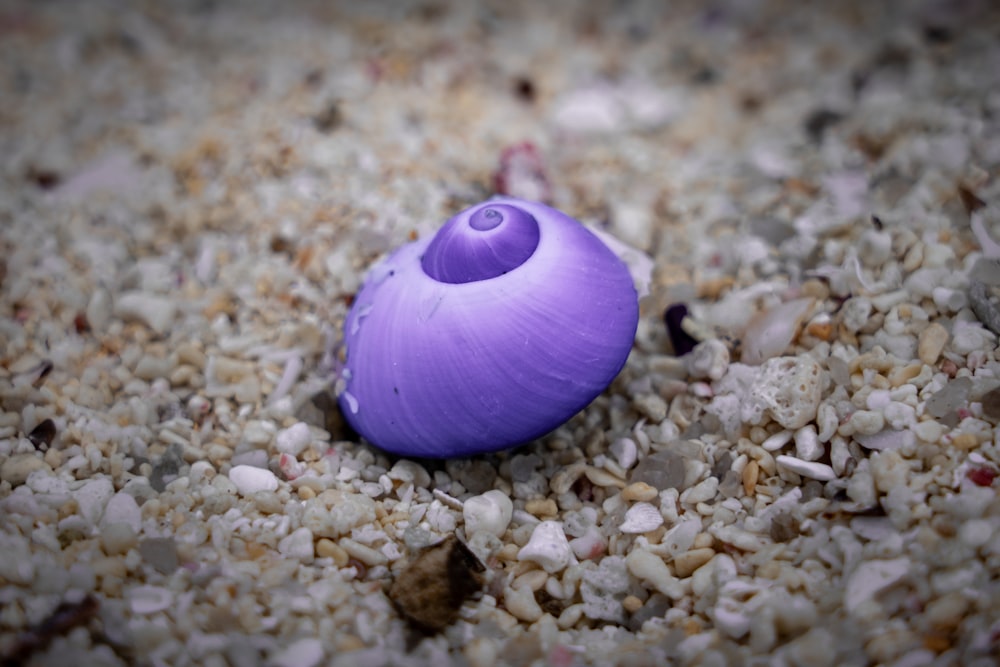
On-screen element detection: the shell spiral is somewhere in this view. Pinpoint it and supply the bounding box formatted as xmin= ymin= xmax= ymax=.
xmin=338 ymin=198 xmax=639 ymax=458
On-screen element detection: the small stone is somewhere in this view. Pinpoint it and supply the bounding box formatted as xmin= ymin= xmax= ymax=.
xmin=316 ymin=538 xmax=349 ymax=566
xmin=75 ymin=477 xmax=115 ymax=526
xmin=463 ymin=490 xmax=513 ymax=538
xmin=923 ymin=592 xmax=969 ymax=631
xmin=101 ymin=492 xmax=141 ymax=532
xmin=278 ymin=527 xmax=314 ymax=562
xmin=917 ymin=323 xmax=949 ymax=365
xmin=139 ymin=537 xmax=179 ymax=574
xmin=86 ymin=288 xmax=113 ymax=331
xmin=848 ymin=410 xmax=885 ymax=436
xmin=630 ymin=449 xmax=686 ymax=491
xmin=794 ymin=425 xmax=823 ymax=461
xmin=517 ymin=520 xmax=575 ymax=573
xmin=504 ymin=583 xmax=543 ymax=623
xmin=619 ymin=502 xmax=664 ymax=534
xmin=114 ymin=291 xmax=177 ymax=335
xmin=625 ymin=549 xmax=684 ymax=600
xmin=672 ymin=548 xmax=715 ymax=577
xmin=101 ymin=523 xmax=138 ymax=555
xmin=844 ymin=557 xmax=910 ymax=614
xmin=775 ymin=455 xmax=836 ymax=481
xmin=609 ymin=438 xmax=638 ymax=470
xmin=128 ymin=584 xmax=174 ymax=615
xmin=621 ymin=481 xmax=659 ymax=502
xmin=981 ymin=387 xmax=1000 ymax=423
xmin=228 ymin=464 xmax=279 ymax=496
xmin=1 ymin=453 xmax=51 ymax=486
xmin=680 ymin=477 xmax=718 ymax=505
xmin=925 ymin=377 xmax=972 ymax=419
xmin=524 ymin=498 xmax=558 ymax=518
xmin=275 ymin=422 xmax=312 ymax=456
xmin=271 ymin=638 xmax=324 ymax=667
xmin=751 ymin=355 xmax=823 ymax=430
xmin=633 ymin=394 xmax=668 ymax=423
xmin=685 ymin=339 xmax=729 ymax=381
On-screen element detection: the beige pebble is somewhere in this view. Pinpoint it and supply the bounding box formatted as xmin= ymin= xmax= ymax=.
xmin=888 ymin=363 xmax=923 ymax=387
xmin=316 ymin=538 xmax=349 ymax=567
xmin=503 ymin=584 xmax=542 ymax=622
xmin=584 ymin=466 xmax=626 ymax=488
xmin=524 ymin=498 xmax=558 ymax=518
xmin=1 ymin=453 xmax=52 ymax=486
xmin=465 ymin=637 xmax=499 ymax=667
xmin=924 ymin=592 xmax=968 ymax=631
xmin=102 ymin=523 xmax=138 ymax=556
xmin=622 ymin=481 xmax=659 ymax=502
xmin=950 ymin=433 xmax=978 ymax=450
xmin=339 ymin=538 xmax=386 ymax=566
xmin=622 ymin=595 xmax=644 ymax=614
xmin=298 ymin=486 xmax=316 ymax=500
xmin=672 ymin=548 xmax=715 ymax=577
xmin=918 ymin=323 xmax=949 ymax=365
xmin=742 ymin=460 xmax=759 ymax=495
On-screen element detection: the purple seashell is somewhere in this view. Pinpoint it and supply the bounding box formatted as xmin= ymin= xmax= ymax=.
xmin=338 ymin=198 xmax=639 ymax=458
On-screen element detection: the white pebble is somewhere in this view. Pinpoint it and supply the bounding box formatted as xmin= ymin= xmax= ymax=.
xmin=625 ymin=549 xmax=684 ymax=599
xmin=958 ymin=518 xmax=993 ymax=549
xmin=100 ymin=492 xmax=141 ymax=532
xmin=228 ymin=464 xmax=279 ymax=496
xmin=504 ymin=583 xmax=543 ymax=622
xmin=844 ymin=557 xmax=910 ymax=614
xmin=517 ymin=520 xmax=575 ymax=573
xmin=685 ymin=339 xmax=730 ymax=381
xmin=74 ymin=477 xmax=115 ymax=526
xmin=609 ymin=438 xmax=638 ymax=470
xmin=775 ymin=455 xmax=836 ymax=481
xmin=128 ymin=584 xmax=174 ymax=615
xmin=114 ymin=291 xmax=177 ymax=335
xmin=761 ymin=430 xmax=793 ymax=451
xmin=463 ymin=490 xmax=513 ymax=538
xmin=278 ymin=527 xmax=315 ymax=562
xmin=275 ymin=422 xmax=312 ymax=456
xmin=271 ymin=638 xmax=324 ymax=667
xmin=680 ymin=477 xmax=718 ymax=505
xmin=793 ymin=425 xmax=823 ymax=462
xmin=619 ymin=502 xmax=664 ymax=534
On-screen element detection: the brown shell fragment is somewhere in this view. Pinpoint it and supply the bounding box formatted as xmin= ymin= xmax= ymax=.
xmin=388 ymin=536 xmax=485 ymax=634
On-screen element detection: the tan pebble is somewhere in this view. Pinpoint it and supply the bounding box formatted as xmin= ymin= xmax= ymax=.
xmin=101 ymin=575 xmax=124 ymax=597
xmin=888 ymin=363 xmax=923 ymax=387
xmin=92 ymin=556 xmax=127 ymax=578
xmin=924 ymin=592 xmax=969 ymax=631
xmin=683 ymin=618 xmax=704 ymax=636
xmin=918 ymin=323 xmax=949 ymax=365
xmin=503 ymin=584 xmax=542 ymax=622
xmin=672 ymin=548 xmax=715 ymax=577
xmin=923 ymin=634 xmax=951 ymax=653
xmin=584 ymin=466 xmax=626 ymax=488
xmin=524 ymin=498 xmax=558 ymax=518
xmin=622 ymin=481 xmax=659 ymax=502
xmin=336 ymin=635 xmax=366 ymax=652
xmin=800 ymin=279 xmax=830 ymax=301
xmin=697 ymin=276 xmax=735 ymax=300
xmin=622 ymin=595 xmax=644 ymax=614
xmin=316 ymin=538 xmax=349 ymax=567
xmin=805 ymin=319 xmax=834 ymax=341
xmin=339 ymin=538 xmax=386 ymax=566
xmin=513 ymin=569 xmax=548 ymax=592
xmin=497 ymin=544 xmax=520 ymax=561
xmin=742 ymin=460 xmax=759 ymax=495
xmin=950 ymin=433 xmax=978 ymax=450
xmin=692 ymin=533 xmax=714 ymax=549
xmin=298 ymin=486 xmax=316 ymax=500
xmin=465 ymin=637 xmax=499 ymax=667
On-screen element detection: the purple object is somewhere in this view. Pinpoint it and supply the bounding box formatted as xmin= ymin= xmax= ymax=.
xmin=664 ymin=303 xmax=698 ymax=356
xmin=338 ymin=198 xmax=639 ymax=458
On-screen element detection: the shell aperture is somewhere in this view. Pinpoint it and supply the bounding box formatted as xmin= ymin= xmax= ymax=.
xmin=338 ymin=198 xmax=639 ymax=458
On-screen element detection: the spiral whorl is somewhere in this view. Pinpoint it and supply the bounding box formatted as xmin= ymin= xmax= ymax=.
xmin=421 ymin=203 xmax=540 ymax=283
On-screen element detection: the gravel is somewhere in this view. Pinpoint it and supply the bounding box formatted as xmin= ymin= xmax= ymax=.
xmin=2 ymin=1 xmax=1000 ymax=666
